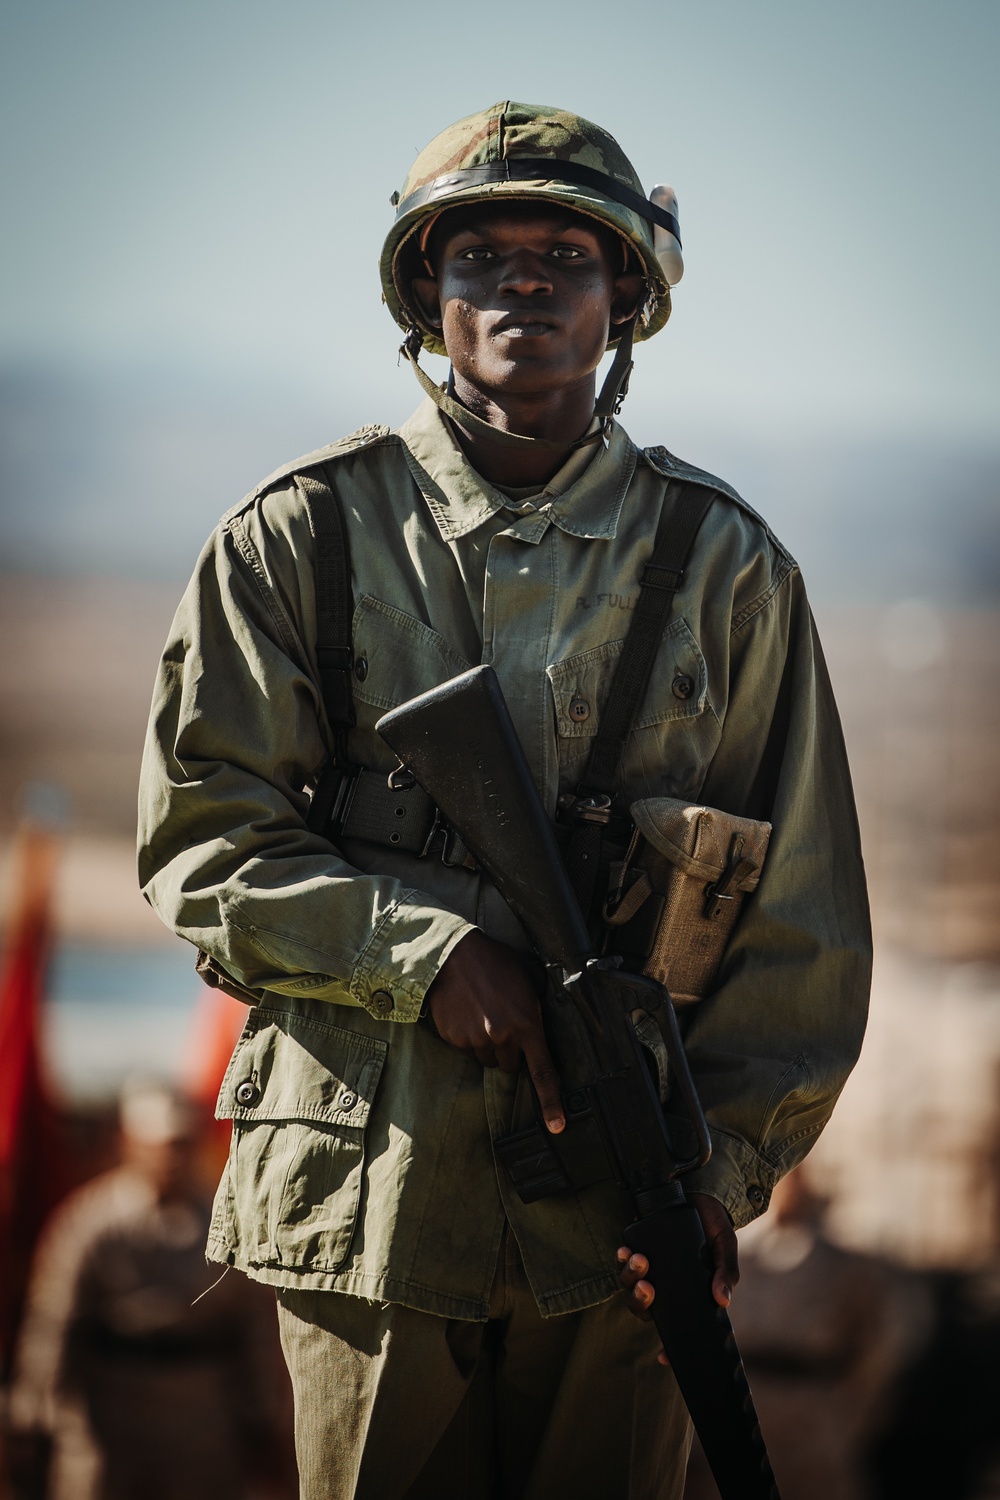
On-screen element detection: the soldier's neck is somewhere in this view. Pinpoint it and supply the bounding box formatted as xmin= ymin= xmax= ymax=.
xmin=447 ymin=372 xmax=597 ymax=488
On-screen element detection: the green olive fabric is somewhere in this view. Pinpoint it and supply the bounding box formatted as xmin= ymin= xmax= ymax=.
xmin=276 ymin=1228 xmax=692 ymax=1500
xmin=137 ymin=397 xmax=871 ymax=1318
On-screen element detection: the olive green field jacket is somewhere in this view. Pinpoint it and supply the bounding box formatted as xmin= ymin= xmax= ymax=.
xmin=137 ymin=399 xmax=871 ymax=1319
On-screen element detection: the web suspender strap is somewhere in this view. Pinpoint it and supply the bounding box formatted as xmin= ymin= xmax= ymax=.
xmin=583 ymin=478 xmax=715 ymax=795
xmin=306 ymin=467 xmax=355 ymax=731
xmin=298 ymin=468 xmax=479 ymax=865
xmin=296 ymin=468 xmax=356 ymax=832
xmin=564 ymin=477 xmax=716 ymax=919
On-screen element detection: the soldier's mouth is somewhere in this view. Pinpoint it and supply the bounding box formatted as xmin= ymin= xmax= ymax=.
xmin=493 ymin=314 xmax=559 ymax=338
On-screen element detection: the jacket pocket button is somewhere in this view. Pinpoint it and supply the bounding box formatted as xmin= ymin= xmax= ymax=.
xmin=235 ymin=1080 xmax=261 ymax=1107
xmin=340 ymin=1091 xmax=358 ymax=1110
xmin=747 ymin=1184 xmax=764 ymax=1206
xmin=672 ymin=672 xmax=695 ymax=700
xmin=371 ymin=990 xmax=395 ymax=1015
xmin=354 ymin=655 xmax=369 ymax=682
xmin=569 ymin=697 xmax=591 ymax=723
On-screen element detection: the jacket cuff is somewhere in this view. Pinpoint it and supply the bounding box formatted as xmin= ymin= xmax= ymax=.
xmin=683 ymin=1129 xmax=779 ymax=1229
xmin=350 ymin=892 xmax=475 ymax=1023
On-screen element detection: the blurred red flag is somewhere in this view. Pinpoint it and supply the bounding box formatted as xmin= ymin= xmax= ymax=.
xmin=0 ymin=820 xmax=64 ymax=1370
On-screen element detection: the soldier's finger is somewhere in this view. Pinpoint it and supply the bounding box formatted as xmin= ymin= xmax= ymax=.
xmin=521 ymin=1032 xmax=564 ymax=1134
xmin=712 ymin=1261 xmax=737 ymax=1308
xmin=472 ymin=1044 xmax=499 ymax=1069
xmin=617 ymin=1248 xmax=667 ymax=1360
xmin=708 ymin=1231 xmax=739 ymax=1308
xmin=626 ymin=1279 xmax=655 ymax=1321
xmin=691 ymin=1192 xmax=740 ymax=1309
xmin=617 ymin=1251 xmax=649 ymax=1291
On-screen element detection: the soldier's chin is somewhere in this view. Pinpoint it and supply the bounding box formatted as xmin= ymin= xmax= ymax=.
xmin=489 ymin=341 xmax=566 ymax=376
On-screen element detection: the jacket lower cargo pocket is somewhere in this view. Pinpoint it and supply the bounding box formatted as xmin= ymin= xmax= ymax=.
xmin=213 ymin=1006 xmax=388 ymax=1272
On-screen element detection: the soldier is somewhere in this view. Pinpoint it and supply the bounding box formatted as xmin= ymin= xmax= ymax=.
xmin=7 ymin=1081 xmax=292 ymax=1500
xmin=137 ymin=102 xmax=871 ymax=1499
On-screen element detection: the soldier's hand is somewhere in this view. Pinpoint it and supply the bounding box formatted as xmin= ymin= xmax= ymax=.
xmin=616 ymin=1193 xmax=739 ymax=1365
xmin=425 ymin=929 xmax=565 ymax=1134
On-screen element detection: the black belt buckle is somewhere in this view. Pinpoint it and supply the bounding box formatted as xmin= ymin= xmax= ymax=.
xmin=418 ymin=805 xmax=446 ymax=860
xmin=557 ymin=791 xmax=613 ymax=827
xmin=413 ymin=799 xmax=477 ymax=871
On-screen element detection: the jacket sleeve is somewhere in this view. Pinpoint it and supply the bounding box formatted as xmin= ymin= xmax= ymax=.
xmin=679 ymin=564 xmax=872 ymax=1226
xmin=137 ymin=494 xmax=474 ymax=1024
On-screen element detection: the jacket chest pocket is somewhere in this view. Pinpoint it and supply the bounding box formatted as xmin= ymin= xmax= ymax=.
xmin=350 ymin=594 xmax=473 ymax=712
xmin=215 ymin=1008 xmax=387 ymax=1272
xmin=343 ymin=595 xmax=475 ymax=770
xmin=546 ymin=617 xmax=719 ymax=798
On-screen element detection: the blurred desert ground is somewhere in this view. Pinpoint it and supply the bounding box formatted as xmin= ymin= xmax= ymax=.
xmin=1 ymin=358 xmax=998 ymax=1269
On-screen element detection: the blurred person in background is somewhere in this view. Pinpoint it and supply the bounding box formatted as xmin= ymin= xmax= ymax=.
xmin=867 ymin=1257 xmax=1000 ymax=1494
xmin=5 ymin=1080 xmax=293 ymax=1500
xmin=682 ymin=1166 xmax=928 ymax=1500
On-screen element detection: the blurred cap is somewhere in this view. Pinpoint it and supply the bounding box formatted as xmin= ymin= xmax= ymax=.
xmin=119 ymin=1078 xmax=196 ymax=1144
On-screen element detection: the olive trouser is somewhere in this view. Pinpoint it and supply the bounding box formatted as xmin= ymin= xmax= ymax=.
xmin=275 ymin=1231 xmax=692 ymax=1500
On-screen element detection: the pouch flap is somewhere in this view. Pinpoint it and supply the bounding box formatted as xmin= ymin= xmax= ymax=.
xmin=216 ymin=1007 xmax=387 ymax=1128
xmin=629 ymin=798 xmax=771 ymax=890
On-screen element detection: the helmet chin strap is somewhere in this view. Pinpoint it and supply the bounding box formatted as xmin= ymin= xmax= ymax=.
xmin=400 ymin=317 xmax=636 ymax=453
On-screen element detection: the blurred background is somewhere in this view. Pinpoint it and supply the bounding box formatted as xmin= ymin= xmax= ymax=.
xmin=1 ymin=0 xmax=998 ymax=1496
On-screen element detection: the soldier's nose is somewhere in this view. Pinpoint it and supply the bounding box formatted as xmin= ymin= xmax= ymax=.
xmin=499 ymin=254 xmax=553 ymax=295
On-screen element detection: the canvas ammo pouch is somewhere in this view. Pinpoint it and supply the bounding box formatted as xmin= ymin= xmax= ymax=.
xmin=604 ymin=798 xmax=771 ymax=1005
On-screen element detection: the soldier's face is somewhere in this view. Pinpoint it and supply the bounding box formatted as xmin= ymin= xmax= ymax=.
xmin=411 ymin=205 xmax=642 ymax=399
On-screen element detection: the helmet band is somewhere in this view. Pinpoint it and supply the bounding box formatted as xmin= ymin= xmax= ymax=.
xmin=395 ymin=157 xmax=681 ymax=246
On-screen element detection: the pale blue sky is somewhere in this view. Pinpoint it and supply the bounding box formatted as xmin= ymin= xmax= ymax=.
xmin=2 ymin=0 xmax=998 ymax=449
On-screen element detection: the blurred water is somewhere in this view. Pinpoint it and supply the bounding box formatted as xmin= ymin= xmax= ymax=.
xmin=44 ymin=942 xmax=202 ymax=1103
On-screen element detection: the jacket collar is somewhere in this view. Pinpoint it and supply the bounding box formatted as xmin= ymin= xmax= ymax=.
xmin=397 ymin=398 xmax=636 ymax=544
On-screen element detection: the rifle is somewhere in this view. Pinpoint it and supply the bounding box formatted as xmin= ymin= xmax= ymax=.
xmin=377 ymin=665 xmax=779 ymax=1500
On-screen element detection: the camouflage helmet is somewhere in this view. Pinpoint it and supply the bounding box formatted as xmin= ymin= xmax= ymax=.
xmin=381 ymin=100 xmax=680 ymax=359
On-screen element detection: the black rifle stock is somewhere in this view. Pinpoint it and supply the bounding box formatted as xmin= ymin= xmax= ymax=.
xmin=376 ymin=665 xmax=779 ymax=1500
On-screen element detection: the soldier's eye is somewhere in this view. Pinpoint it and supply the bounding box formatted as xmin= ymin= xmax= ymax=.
xmin=457 ymin=246 xmax=495 ymax=261
xmin=550 ymin=245 xmax=586 ymax=259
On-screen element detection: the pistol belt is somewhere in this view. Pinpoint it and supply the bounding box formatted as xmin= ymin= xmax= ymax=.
xmin=323 ymin=766 xmax=478 ymax=870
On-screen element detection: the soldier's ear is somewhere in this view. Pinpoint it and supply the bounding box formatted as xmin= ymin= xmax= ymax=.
xmin=609 ymin=271 xmax=646 ymax=327
xmin=410 ymin=275 xmax=443 ymax=330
